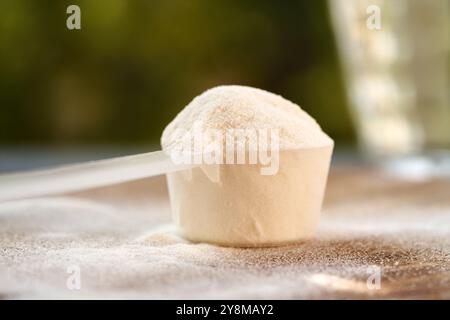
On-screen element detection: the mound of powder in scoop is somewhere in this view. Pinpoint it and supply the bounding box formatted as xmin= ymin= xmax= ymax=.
xmin=161 ymin=85 xmax=333 ymax=150
xmin=161 ymin=85 xmax=333 ymax=247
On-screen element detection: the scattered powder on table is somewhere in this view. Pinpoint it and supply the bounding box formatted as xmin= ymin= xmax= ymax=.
xmin=1 ymin=172 xmax=450 ymax=299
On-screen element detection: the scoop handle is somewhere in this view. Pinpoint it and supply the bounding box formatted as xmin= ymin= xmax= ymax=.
xmin=0 ymin=150 xmax=194 ymax=202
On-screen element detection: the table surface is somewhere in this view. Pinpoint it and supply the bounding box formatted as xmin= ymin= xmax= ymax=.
xmin=1 ymin=164 xmax=449 ymax=299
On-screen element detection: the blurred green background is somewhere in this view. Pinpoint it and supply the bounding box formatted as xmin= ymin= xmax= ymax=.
xmin=0 ymin=0 xmax=354 ymax=149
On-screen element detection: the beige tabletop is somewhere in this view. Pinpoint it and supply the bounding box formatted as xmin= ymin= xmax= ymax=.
xmin=1 ymin=164 xmax=449 ymax=299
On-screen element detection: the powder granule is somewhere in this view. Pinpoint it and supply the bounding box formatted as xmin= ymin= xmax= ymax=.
xmin=161 ymin=85 xmax=333 ymax=151
xmin=161 ymin=85 xmax=333 ymax=247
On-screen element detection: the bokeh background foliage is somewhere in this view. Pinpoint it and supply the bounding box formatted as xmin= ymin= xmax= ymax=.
xmin=0 ymin=0 xmax=354 ymax=148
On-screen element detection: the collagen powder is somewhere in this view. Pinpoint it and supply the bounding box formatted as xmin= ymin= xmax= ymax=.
xmin=162 ymin=85 xmax=333 ymax=247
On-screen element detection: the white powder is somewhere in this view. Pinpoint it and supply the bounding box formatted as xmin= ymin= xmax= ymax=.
xmin=161 ymin=85 xmax=334 ymax=247
xmin=2 ymin=172 xmax=450 ymax=299
xmin=161 ymin=85 xmax=333 ymax=150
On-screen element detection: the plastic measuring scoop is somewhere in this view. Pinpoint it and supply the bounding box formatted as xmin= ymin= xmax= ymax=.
xmin=0 ymin=150 xmax=196 ymax=202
